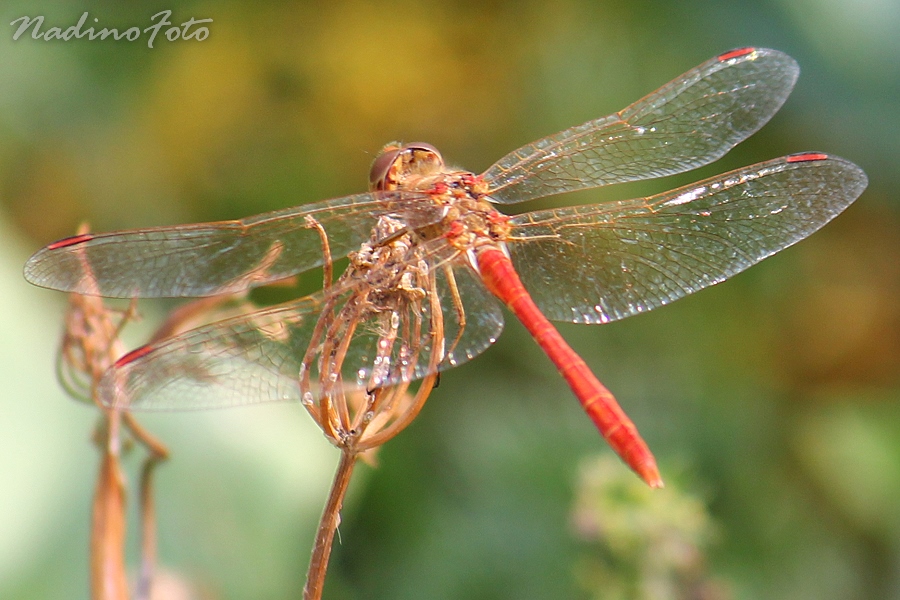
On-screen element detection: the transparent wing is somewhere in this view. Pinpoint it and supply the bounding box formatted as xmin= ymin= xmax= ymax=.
xmin=24 ymin=190 xmax=445 ymax=298
xmin=99 ymin=242 xmax=504 ymax=411
xmin=483 ymin=47 xmax=799 ymax=203
xmin=506 ymin=154 xmax=867 ymax=324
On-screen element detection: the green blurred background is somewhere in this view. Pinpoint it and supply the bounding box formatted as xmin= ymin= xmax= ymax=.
xmin=2 ymin=1 xmax=898 ymax=598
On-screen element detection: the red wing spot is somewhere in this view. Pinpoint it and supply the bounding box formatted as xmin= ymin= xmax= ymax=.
xmin=717 ymin=47 xmax=756 ymax=62
xmin=115 ymin=345 xmax=153 ymax=367
xmin=47 ymin=233 xmax=93 ymax=250
xmin=786 ymin=152 xmax=829 ymax=163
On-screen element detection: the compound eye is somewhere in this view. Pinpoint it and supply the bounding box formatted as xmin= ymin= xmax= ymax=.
xmin=403 ymin=142 xmax=442 ymax=162
xmin=369 ymin=146 xmax=403 ymax=191
xmin=402 ymin=142 xmax=444 ymax=179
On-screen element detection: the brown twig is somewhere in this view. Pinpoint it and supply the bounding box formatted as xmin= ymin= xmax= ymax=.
xmin=124 ymin=413 xmax=170 ymax=600
xmin=134 ymin=453 xmax=166 ymax=600
xmin=303 ymin=450 xmax=358 ymax=600
xmin=61 ymin=223 xmax=181 ymax=600
xmin=90 ymin=412 xmax=129 ymax=600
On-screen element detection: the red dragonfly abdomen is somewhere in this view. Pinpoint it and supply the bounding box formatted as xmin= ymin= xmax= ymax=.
xmin=476 ymin=247 xmax=663 ymax=488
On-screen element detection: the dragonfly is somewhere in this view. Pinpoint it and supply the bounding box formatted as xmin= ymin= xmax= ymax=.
xmin=25 ymin=48 xmax=868 ymax=488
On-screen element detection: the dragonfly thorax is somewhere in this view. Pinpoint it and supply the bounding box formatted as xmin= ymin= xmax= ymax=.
xmin=368 ymin=141 xmax=509 ymax=255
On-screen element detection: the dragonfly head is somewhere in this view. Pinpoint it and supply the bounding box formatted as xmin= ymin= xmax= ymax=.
xmin=369 ymin=142 xmax=444 ymax=191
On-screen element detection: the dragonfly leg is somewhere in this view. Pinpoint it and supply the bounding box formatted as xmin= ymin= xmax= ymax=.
xmin=441 ymin=263 xmax=466 ymax=361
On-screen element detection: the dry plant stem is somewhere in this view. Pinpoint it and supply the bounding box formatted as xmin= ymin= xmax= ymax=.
xmin=90 ymin=410 xmax=128 ymax=600
xmin=125 ymin=414 xmax=170 ymax=600
xmin=303 ymin=450 xmax=358 ymax=600
xmin=149 ymin=294 xmax=237 ymax=343
xmin=91 ymin=451 xmax=128 ymax=600
xmin=359 ymin=374 xmax=437 ymax=449
xmin=134 ymin=455 xmax=165 ymax=600
xmin=123 ymin=413 xmax=169 ymax=459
